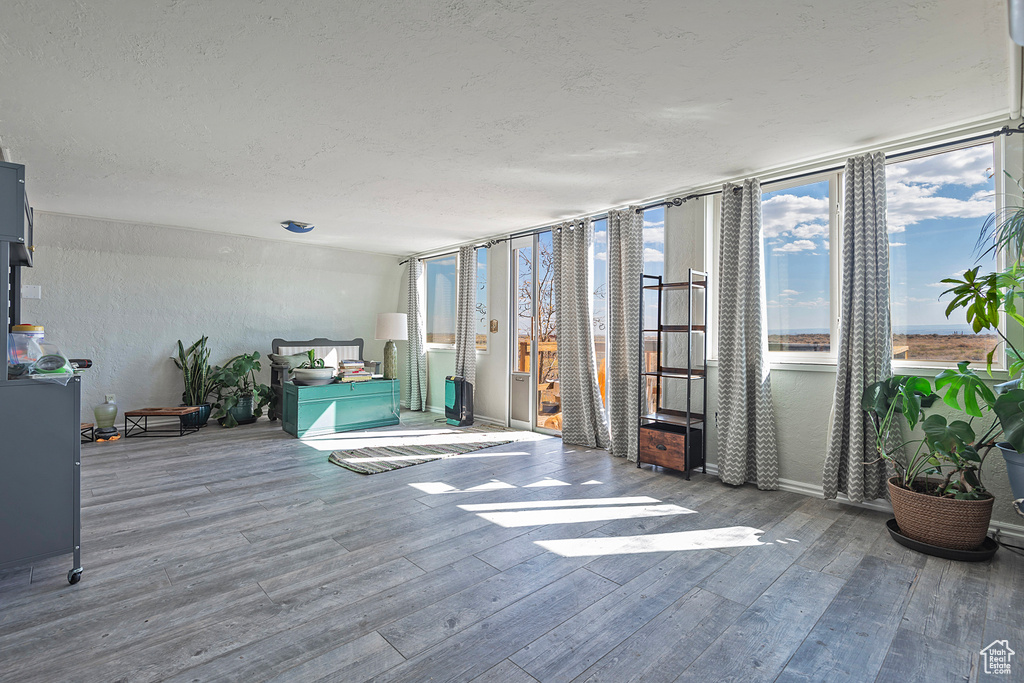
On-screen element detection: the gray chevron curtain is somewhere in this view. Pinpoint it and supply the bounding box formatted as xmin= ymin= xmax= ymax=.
xmin=823 ymin=152 xmax=892 ymax=502
xmin=405 ymin=259 xmax=428 ymax=411
xmin=606 ymin=206 xmax=644 ymax=461
xmin=717 ymin=179 xmax=780 ymax=490
xmin=453 ymin=245 xmax=477 ymax=387
xmin=553 ymin=219 xmax=612 ymax=449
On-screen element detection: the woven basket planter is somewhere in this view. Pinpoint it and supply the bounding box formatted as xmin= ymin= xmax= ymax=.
xmin=887 ymin=477 xmax=994 ymax=551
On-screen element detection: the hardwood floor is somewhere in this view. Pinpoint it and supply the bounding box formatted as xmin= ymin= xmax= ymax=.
xmin=1 ymin=411 xmax=1022 ymax=682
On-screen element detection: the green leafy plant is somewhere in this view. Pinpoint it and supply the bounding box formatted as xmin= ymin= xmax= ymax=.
xmin=210 ymin=352 xmax=273 ymax=427
xmin=863 ymin=363 xmax=997 ymax=500
xmin=297 ymin=349 xmax=325 ymax=369
xmin=865 ymin=174 xmax=1024 ymax=499
xmin=171 ymin=336 xmax=215 ymax=406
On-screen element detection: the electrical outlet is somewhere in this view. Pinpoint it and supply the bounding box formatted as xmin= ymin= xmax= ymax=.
xmin=105 ymin=394 xmax=116 ymax=403
xmin=21 ymin=285 xmax=41 ymax=299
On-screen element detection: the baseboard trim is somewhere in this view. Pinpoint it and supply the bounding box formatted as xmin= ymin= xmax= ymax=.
xmin=701 ymin=462 xmax=1024 ymax=542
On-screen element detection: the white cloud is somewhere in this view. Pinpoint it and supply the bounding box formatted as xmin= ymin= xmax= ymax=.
xmin=643 ymin=224 xmax=664 ymax=244
xmin=887 ymin=145 xmax=992 ymax=187
xmin=595 ymin=252 xmax=606 ymax=261
xmin=774 ymin=239 xmax=817 ymax=253
xmin=644 ymin=247 xmax=663 ymax=263
xmin=790 ymin=222 xmax=829 ymax=239
xmin=886 ymin=181 xmax=992 ymax=233
xmin=780 ymin=289 xmax=800 ymax=296
xmin=762 ymin=193 xmax=829 ymax=238
xmin=889 ymin=241 xmax=906 ymax=247
xmin=794 ymin=297 xmax=828 ymax=308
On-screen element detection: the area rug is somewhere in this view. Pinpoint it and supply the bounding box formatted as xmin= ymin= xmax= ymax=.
xmin=328 ymin=423 xmax=525 ymax=474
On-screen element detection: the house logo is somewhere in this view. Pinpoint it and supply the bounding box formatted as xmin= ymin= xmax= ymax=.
xmin=980 ymin=640 xmax=1015 ymax=675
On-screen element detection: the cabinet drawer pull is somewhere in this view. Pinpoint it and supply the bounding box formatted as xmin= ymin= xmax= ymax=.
xmin=656 ymin=444 xmax=666 ymax=450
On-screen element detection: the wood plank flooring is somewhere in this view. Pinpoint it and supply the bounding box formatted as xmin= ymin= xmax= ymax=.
xmin=1 ymin=411 xmax=1022 ymax=682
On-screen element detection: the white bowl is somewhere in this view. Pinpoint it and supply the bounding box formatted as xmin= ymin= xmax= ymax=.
xmin=292 ymin=367 xmax=335 ymax=383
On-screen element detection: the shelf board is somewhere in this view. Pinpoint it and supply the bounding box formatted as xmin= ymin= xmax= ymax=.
xmin=642 ymin=325 xmax=706 ymax=333
xmin=643 ymin=281 xmax=707 ymax=290
xmin=643 ymin=368 xmax=706 ymax=379
xmin=641 ymin=410 xmax=704 ymax=427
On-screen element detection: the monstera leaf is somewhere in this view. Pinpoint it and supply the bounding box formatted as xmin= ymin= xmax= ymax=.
xmin=861 ymin=375 xmax=936 ymax=430
xmin=934 ymin=362 xmax=996 ymax=418
xmin=921 ymin=414 xmax=975 ymax=455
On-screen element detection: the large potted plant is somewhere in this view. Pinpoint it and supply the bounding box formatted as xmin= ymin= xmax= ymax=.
xmin=863 ymin=364 xmax=997 ymax=550
xmin=210 ymin=352 xmax=273 ymax=427
xmin=172 ymin=336 xmax=215 ymax=427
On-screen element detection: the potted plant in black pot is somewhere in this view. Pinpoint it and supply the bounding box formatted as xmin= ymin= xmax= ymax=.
xmin=172 ymin=336 xmax=215 ymax=428
xmin=210 ymin=352 xmax=273 ymax=427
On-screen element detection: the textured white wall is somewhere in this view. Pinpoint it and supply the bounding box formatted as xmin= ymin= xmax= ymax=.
xmin=20 ymin=212 xmax=402 ymax=422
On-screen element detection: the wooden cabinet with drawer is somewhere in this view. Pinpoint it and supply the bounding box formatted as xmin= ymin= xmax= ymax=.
xmin=638 ymin=422 xmax=702 ymax=474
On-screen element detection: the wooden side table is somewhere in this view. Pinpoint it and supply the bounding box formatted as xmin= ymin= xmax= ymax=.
xmin=124 ymin=407 xmax=201 ymax=437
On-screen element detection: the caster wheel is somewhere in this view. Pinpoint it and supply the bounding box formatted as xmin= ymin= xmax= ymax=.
xmin=68 ymin=568 xmax=82 ymax=585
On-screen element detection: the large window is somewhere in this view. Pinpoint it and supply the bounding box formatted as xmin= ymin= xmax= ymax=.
xmin=762 ymin=178 xmax=835 ymax=355
xmin=424 ymin=249 xmax=489 ymax=350
xmin=758 ymin=140 xmax=1000 ymax=364
xmin=887 ymin=143 xmax=998 ymax=363
xmin=424 ymin=253 xmax=457 ymax=345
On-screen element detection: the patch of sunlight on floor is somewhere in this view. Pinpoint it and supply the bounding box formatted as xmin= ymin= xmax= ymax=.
xmin=524 ymin=479 xmax=571 ymax=487
xmin=536 ymin=526 xmax=767 ymax=556
xmin=472 ymin=503 xmax=695 ymax=528
xmin=580 ymin=480 xmax=602 ymax=485
xmin=459 ymin=496 xmax=662 ymax=512
xmin=409 ymin=480 xmax=518 ymax=495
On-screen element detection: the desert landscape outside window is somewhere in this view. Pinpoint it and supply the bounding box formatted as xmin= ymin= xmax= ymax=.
xmin=886 ymin=142 xmax=999 ymax=364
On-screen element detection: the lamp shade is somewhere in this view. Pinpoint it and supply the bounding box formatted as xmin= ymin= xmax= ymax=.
xmin=375 ymin=312 xmax=408 ymax=341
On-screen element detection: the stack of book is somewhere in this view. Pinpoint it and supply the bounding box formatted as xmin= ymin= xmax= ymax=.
xmin=338 ymin=359 xmax=372 ymax=383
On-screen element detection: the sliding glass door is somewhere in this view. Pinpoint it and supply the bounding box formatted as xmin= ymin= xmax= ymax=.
xmin=509 ymin=232 xmax=561 ymax=434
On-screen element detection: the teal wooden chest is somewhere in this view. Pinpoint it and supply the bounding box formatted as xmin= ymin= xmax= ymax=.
xmin=281 ymin=379 xmax=400 ymax=438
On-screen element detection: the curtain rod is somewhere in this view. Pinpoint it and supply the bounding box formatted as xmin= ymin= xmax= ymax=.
xmin=398 ymin=237 xmax=507 ymax=266
xmin=399 ymin=120 xmax=1024 ymax=262
xmin=635 ymin=122 xmax=1024 ymax=212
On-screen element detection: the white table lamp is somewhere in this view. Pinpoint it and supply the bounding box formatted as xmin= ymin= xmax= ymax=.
xmin=375 ymin=312 xmax=407 ymax=380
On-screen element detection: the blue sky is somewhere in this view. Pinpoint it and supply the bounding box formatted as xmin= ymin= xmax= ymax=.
xmin=763 ymin=143 xmax=996 ymax=334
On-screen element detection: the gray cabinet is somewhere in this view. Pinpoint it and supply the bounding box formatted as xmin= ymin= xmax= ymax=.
xmin=1 ymin=163 xmax=80 ymax=584
xmin=0 ymin=377 xmax=82 ymax=582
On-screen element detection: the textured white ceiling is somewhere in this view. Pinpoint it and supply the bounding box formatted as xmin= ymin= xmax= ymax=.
xmin=0 ymin=0 xmax=1012 ymax=255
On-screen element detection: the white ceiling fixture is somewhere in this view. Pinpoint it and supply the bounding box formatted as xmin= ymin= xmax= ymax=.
xmin=0 ymin=1 xmax=1011 ymax=256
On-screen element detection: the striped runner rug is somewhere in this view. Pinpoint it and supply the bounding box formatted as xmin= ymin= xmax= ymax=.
xmin=328 ymin=423 xmax=522 ymax=474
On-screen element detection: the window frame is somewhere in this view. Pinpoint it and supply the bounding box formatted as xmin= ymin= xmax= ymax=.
xmin=423 ymin=252 xmax=458 ymax=350
xmin=711 ymin=137 xmax=1008 ymax=370
xmin=758 ymin=170 xmax=843 ymax=365
xmin=423 ymin=249 xmax=491 ymax=353
xmin=475 ymin=247 xmax=489 ymax=353
xmin=887 ymin=137 xmax=1006 ymax=372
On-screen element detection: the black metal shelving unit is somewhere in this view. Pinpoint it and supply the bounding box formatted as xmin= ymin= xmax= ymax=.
xmin=637 ymin=268 xmax=708 ymax=479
